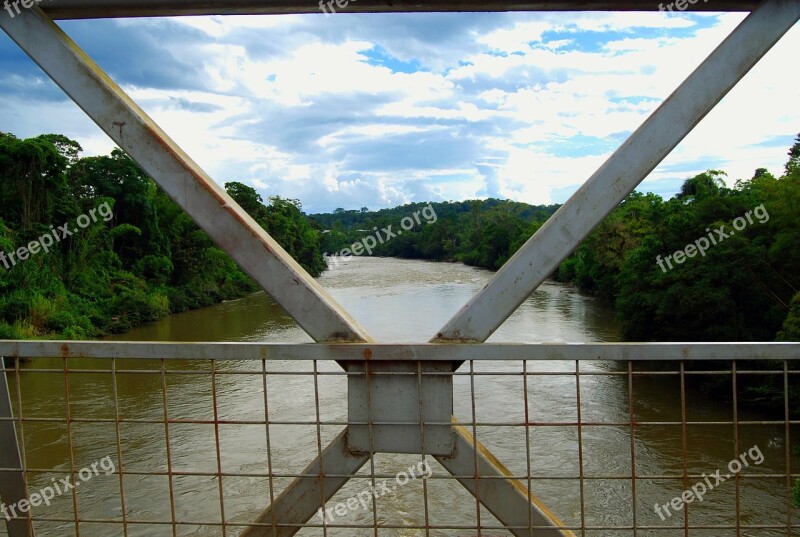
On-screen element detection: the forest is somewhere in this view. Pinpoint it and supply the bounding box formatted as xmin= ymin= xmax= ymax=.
xmin=1 ymin=130 xmax=798 ymax=349
xmin=311 ymin=199 xmax=559 ymax=270
xmin=0 ymin=132 xmax=325 ymax=338
xmin=313 ymin=136 xmax=800 ymax=346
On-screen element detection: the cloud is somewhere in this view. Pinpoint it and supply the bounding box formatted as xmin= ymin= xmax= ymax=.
xmin=0 ymin=11 xmax=796 ymax=213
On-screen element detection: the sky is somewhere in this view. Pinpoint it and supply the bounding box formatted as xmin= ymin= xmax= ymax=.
xmin=0 ymin=10 xmax=797 ymax=214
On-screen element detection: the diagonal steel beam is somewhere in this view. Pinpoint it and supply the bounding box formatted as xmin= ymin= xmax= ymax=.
xmin=0 ymin=367 xmax=32 ymax=537
xmin=1 ymin=9 xmax=379 ymax=534
xmin=0 ymin=7 xmax=370 ymax=345
xmin=429 ymin=2 xmax=799 ymax=534
xmin=436 ymin=420 xmax=576 ymax=537
xmin=239 ymin=427 xmax=370 ymax=537
xmin=432 ymin=0 xmax=800 ymax=344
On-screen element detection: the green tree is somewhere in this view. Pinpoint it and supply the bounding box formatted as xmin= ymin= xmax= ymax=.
xmin=0 ymin=132 xmax=71 ymax=230
xmin=224 ymin=182 xmax=327 ymax=277
xmin=777 ymin=293 xmax=800 ymax=341
xmin=225 ymin=181 xmax=269 ymax=220
xmin=76 ymin=149 xmax=166 ymax=266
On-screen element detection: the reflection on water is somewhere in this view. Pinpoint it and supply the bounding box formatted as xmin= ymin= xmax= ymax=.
xmin=5 ymin=257 xmax=797 ymax=536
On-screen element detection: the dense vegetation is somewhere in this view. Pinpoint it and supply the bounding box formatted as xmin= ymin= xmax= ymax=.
xmin=557 ymin=137 xmax=800 ymax=344
xmin=0 ymin=132 xmax=326 ymax=338
xmin=312 ymin=136 xmax=800 ymax=346
xmin=554 ymin=137 xmax=800 ymax=416
xmin=311 ymin=200 xmax=559 ymax=270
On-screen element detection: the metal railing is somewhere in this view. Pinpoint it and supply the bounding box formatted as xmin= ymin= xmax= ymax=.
xmin=1 ymin=342 xmax=799 ymax=536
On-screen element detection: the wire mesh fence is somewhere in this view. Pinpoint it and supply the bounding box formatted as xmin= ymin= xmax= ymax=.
xmin=1 ymin=351 xmax=798 ymax=536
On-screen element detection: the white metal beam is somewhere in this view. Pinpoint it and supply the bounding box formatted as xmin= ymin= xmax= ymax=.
xmin=435 ymin=420 xmax=576 ymax=537
xmin=0 ymin=8 xmax=371 ymax=345
xmin=238 ymin=428 xmax=370 ymax=537
xmin=432 ymin=0 xmax=800 ymax=344
xmin=1 ymin=341 xmax=799 ymax=362
xmin=0 ymin=370 xmax=32 ymax=537
xmin=40 ymin=0 xmax=759 ymax=19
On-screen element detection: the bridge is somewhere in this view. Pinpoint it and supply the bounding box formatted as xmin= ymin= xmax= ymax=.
xmin=1 ymin=1 xmax=799 ymax=535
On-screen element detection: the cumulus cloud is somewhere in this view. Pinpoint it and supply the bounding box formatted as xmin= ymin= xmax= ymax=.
xmin=0 ymin=11 xmax=796 ymax=212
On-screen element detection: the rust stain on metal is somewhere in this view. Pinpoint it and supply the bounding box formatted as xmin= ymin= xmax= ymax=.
xmin=143 ymin=123 xmax=226 ymax=202
xmin=60 ymin=344 xmax=70 ymax=358
xmin=363 ymin=348 xmax=372 ymax=360
xmin=450 ymin=421 xmax=577 ymax=536
xmin=343 ymin=429 xmax=366 ymax=456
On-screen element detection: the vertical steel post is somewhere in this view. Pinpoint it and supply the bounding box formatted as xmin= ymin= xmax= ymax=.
xmin=0 ymin=365 xmax=32 ymax=537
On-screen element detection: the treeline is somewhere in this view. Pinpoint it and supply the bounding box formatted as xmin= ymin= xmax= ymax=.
xmin=0 ymin=132 xmax=326 ymax=338
xmin=4 ymin=128 xmax=798 ymax=352
xmin=310 ymin=199 xmax=560 ymax=270
xmin=310 ymin=137 xmax=800 ymax=346
xmin=556 ymin=136 xmax=800 ymax=344
xmin=554 ymin=138 xmax=800 ymax=416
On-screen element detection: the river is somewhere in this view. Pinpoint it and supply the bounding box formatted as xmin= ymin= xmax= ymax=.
xmin=6 ymin=257 xmax=798 ymax=536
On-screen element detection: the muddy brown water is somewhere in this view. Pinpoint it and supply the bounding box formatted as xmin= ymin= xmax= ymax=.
xmin=5 ymin=257 xmax=798 ymax=536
